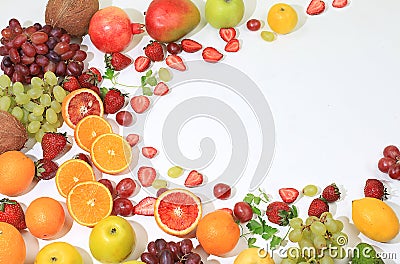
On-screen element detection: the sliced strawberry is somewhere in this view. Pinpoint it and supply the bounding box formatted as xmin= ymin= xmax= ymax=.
xmin=134 ymin=56 xmax=151 ymax=72
xmin=181 ymin=39 xmax=202 ymax=53
xmin=137 ymin=166 xmax=157 ymax=187
xmin=332 ymin=0 xmax=348 ymax=8
xmin=142 ymin=147 xmax=158 ymax=159
xmin=130 ymin=95 xmax=150 ymax=113
xmin=154 ymin=82 xmax=169 ymax=96
xmin=307 ymin=0 xmax=326 ymax=15
xmin=184 ymin=170 xmax=203 ymax=187
xmin=219 ymin=28 xmax=236 ymax=42
xmin=126 ymin=134 xmax=140 ymax=147
xmin=133 ymin=197 xmax=156 ymax=216
xmin=224 ymin=39 xmax=240 ymax=52
xmin=278 ymin=188 xmax=299 ymax=204
xmin=166 ymin=55 xmax=186 ymax=71
xmin=202 ymin=47 xmax=223 ymax=63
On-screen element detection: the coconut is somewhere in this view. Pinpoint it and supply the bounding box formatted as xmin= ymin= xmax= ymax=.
xmin=0 ymin=110 xmax=28 ymax=154
xmin=45 ymin=0 xmax=99 ymax=37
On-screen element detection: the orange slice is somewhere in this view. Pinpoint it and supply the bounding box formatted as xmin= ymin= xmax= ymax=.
xmin=74 ymin=115 xmax=113 ymax=152
xmin=55 ymin=159 xmax=95 ymax=198
xmin=154 ymin=188 xmax=202 ymax=236
xmin=90 ymin=133 xmax=132 ymax=174
xmin=67 ymin=181 xmax=113 ymax=226
xmin=62 ymin=88 xmax=104 ymax=129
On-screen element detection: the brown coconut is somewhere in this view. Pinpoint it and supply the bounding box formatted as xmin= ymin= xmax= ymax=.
xmin=45 ymin=0 xmax=99 ymax=37
xmin=0 ymin=110 xmax=28 ymax=154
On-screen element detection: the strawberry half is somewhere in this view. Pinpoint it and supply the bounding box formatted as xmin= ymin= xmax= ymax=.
xmin=202 ymin=47 xmax=223 ymax=63
xmin=130 ymin=95 xmax=150 ymax=114
xmin=219 ymin=28 xmax=236 ymax=42
xmin=166 ymin=55 xmax=186 ymax=71
xmin=154 ymin=82 xmax=169 ymax=96
xmin=105 ymin=52 xmax=132 ymax=71
xmin=332 ymin=0 xmax=348 ymax=8
xmin=307 ymin=0 xmax=326 ymax=15
xmin=142 ymin=147 xmax=158 ymax=159
xmin=35 ymin=159 xmax=58 ymax=180
xmin=137 ymin=166 xmax=157 ymax=187
xmin=181 ymin=39 xmax=202 ymax=53
xmin=133 ymin=197 xmax=157 ymax=216
xmin=184 ymin=170 xmax=204 ymax=188
xmin=224 ymin=39 xmax=240 ymax=52
xmin=278 ymin=188 xmax=299 ymax=204
xmin=134 ymin=56 xmax=151 ymax=72
xmin=126 ymin=134 xmax=140 ymax=147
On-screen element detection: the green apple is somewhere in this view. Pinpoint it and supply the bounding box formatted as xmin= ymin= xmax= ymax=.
xmin=34 ymin=242 xmax=83 ymax=264
xmin=205 ymin=0 xmax=245 ymax=28
xmin=89 ymin=216 xmax=136 ymax=264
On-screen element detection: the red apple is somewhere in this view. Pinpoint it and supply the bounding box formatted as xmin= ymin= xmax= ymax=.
xmin=145 ymin=0 xmax=200 ymax=43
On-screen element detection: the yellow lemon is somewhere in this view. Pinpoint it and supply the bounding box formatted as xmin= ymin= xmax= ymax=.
xmin=234 ymin=248 xmax=275 ymax=264
xmin=352 ymin=197 xmax=400 ymax=242
xmin=267 ymin=3 xmax=298 ymax=35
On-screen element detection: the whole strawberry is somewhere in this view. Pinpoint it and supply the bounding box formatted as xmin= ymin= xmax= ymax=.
xmin=62 ymin=76 xmax=80 ymax=92
xmin=308 ymin=198 xmax=329 ymax=217
xmin=104 ymin=88 xmax=126 ymax=114
xmin=321 ymin=183 xmax=341 ymax=202
xmin=35 ymin=159 xmax=58 ymax=180
xmin=41 ymin=132 xmax=68 ymax=160
xmin=266 ymin=201 xmax=297 ymax=226
xmin=364 ymin=179 xmax=388 ymax=200
xmin=144 ymin=41 xmax=165 ymax=62
xmin=0 ymin=198 xmax=26 ymax=230
xmin=105 ymin=52 xmax=132 ymax=71
xmin=78 ymin=67 xmax=102 ymax=88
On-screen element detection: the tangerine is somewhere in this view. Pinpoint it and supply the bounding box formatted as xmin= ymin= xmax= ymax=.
xmin=0 ymin=222 xmax=26 ymax=264
xmin=196 ymin=210 xmax=240 ymax=256
xmin=267 ymin=3 xmax=298 ymax=34
xmin=74 ymin=115 xmax=113 ymax=152
xmin=0 ymin=150 xmax=35 ymax=196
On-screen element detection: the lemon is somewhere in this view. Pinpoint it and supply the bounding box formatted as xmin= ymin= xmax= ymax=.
xmin=234 ymin=248 xmax=275 ymax=264
xmin=352 ymin=197 xmax=400 ymax=242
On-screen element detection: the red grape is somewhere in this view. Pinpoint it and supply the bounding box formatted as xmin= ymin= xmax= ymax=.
xmin=233 ymin=201 xmax=253 ymax=223
xmin=116 ymin=178 xmax=137 ymax=198
xmin=167 ymin=42 xmax=182 ymax=54
xmin=21 ymin=42 xmax=36 ymax=57
xmin=213 ymin=183 xmax=232 ymax=200
xmin=116 ymin=111 xmax=133 ymax=126
xmin=383 ymin=145 xmax=400 ymax=160
xmin=54 ymin=42 xmax=70 ymax=55
xmin=388 ymin=163 xmax=400 ymax=180
xmin=378 ymin=157 xmax=396 ymax=173
xmin=30 ymin=31 xmax=48 ymax=44
xmin=247 ymin=19 xmax=262 ymax=31
xmin=98 ymin=179 xmax=115 ymax=197
xmin=112 ymin=197 xmax=134 ymax=217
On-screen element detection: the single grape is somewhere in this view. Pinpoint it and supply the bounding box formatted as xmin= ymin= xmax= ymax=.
xmin=42 ymin=122 xmax=56 ymax=132
xmin=179 ymin=238 xmax=193 ymax=254
xmin=289 ymin=217 xmax=303 ymax=229
xmin=310 ymin=221 xmax=326 ymax=236
xmin=167 ymin=166 xmax=183 ymax=178
xmin=39 ymin=94 xmax=52 ymax=106
xmin=305 ymin=216 xmax=319 ymax=225
xmin=28 ymin=112 xmax=43 ymax=122
xmin=388 ymin=163 xmax=400 ymax=179
xmin=140 ymin=252 xmax=159 ymax=264
xmin=12 ymin=82 xmax=24 ymax=94
xmin=116 ymin=111 xmax=133 ymax=126
xmin=44 ymin=71 xmax=57 ymax=86
xmin=335 ymin=219 xmax=344 ymax=232
xmin=159 ymin=249 xmax=174 ymax=264
xmin=313 ymin=234 xmax=327 ymax=249
xmin=53 ymin=85 xmax=66 ymax=102
xmin=0 ymin=96 xmax=12 ymax=111
xmin=302 ymin=184 xmax=319 ymax=196
xmin=11 ymin=106 xmax=24 ymax=120
xmin=213 ymin=183 xmax=231 ymax=200
xmin=324 ymin=217 xmax=339 ymax=233
xmin=0 ymin=75 xmax=11 ymax=89
xmin=158 ymin=67 xmax=172 ymax=82
xmin=383 ymin=145 xmax=400 ymax=159
xmin=233 ymin=201 xmax=253 ymax=223
xmin=185 ymin=252 xmax=202 ymax=264
xmin=35 ymin=128 xmax=45 ymax=142
xmin=98 ymin=179 xmax=115 ymax=197
xmin=45 ymin=108 xmax=58 ymax=124
xmin=23 ymin=101 xmax=36 ymax=112
xmin=288 ymin=228 xmax=303 ymax=242
xmin=21 ymin=109 xmax=29 ymax=124
xmin=31 ymin=76 xmax=44 ymax=87
xmin=166 ymin=241 xmax=182 ymax=261
xmin=319 ymin=255 xmax=334 ymax=264
xmin=156 ymin=187 xmax=169 ymax=197
xmin=331 ymin=232 xmax=348 ymax=246
xmin=116 ymin=178 xmax=137 ymax=198
xmin=112 ymin=197 xmax=134 ymax=217
xmin=378 ymin=157 xmax=396 ymax=173
xmin=155 ymin=238 xmax=167 ymax=253
xmin=30 ymin=31 xmax=49 ymax=44
xmin=246 ymin=19 xmax=262 ymax=31
xmin=167 ymin=42 xmax=182 ymax=54
xmin=260 ymin=31 xmax=276 ymax=42
xmin=152 ymin=179 xmax=168 ymax=189
xmin=50 ymin=100 xmax=62 ymax=113
xmin=15 ymin=93 xmax=30 ymax=105
xmin=27 ymin=87 xmax=43 ymax=99
xmin=147 ymin=241 xmax=157 ymax=255
xmin=27 ymin=120 xmax=41 ymax=133
xmin=32 ymin=104 xmax=44 ymax=116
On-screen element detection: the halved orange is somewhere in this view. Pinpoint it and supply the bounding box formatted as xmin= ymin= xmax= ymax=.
xmin=62 ymin=88 xmax=104 ymax=129
xmin=90 ymin=133 xmax=132 ymax=174
xmin=74 ymin=115 xmax=113 ymax=152
xmin=67 ymin=181 xmax=113 ymax=227
xmin=55 ymin=159 xmax=95 ymax=198
xmin=154 ymin=188 xmax=202 ymax=237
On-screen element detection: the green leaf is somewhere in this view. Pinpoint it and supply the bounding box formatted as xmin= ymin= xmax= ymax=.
xmin=103 ymin=68 xmax=115 ymax=80
xmin=253 ymin=196 xmax=261 ymax=205
xmin=146 ymin=70 xmax=153 ymax=77
xmin=243 ymin=193 xmax=254 ymax=204
xmin=146 ymin=76 xmax=157 ymax=86
xmin=246 ymin=219 xmax=263 ymax=235
xmin=251 ymin=206 xmax=262 ymax=216
xmin=141 ymin=76 xmax=147 ymax=87
xmin=142 ymin=86 xmax=153 ymax=96
xmin=262 ymin=225 xmax=278 ymax=239
xmin=269 ymin=235 xmax=282 ymax=250
xmin=247 ymin=237 xmax=257 ymax=248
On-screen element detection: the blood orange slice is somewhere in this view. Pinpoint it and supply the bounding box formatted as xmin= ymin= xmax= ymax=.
xmin=62 ymin=88 xmax=104 ymax=129
xmin=154 ymin=188 xmax=202 ymax=237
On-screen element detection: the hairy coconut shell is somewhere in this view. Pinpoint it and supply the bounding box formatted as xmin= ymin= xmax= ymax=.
xmin=45 ymin=0 xmax=99 ymax=37
xmin=0 ymin=110 xmax=28 ymax=154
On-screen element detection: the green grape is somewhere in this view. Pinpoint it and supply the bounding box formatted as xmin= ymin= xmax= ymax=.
xmin=158 ymin=67 xmax=172 ymax=82
xmin=32 ymin=104 xmax=45 ymax=116
xmin=0 ymin=96 xmax=11 ymax=111
xmin=324 ymin=217 xmax=339 ymax=233
xmin=289 ymin=228 xmax=303 ymax=242
xmin=305 ymin=216 xmax=319 ymax=226
xmin=299 ymin=238 xmax=313 ymax=249
xmin=289 ymin=217 xmax=303 ymax=229
xmin=12 ymin=82 xmax=25 ymax=94
xmin=31 ymin=76 xmax=44 ymax=88
xmin=280 ymin=259 xmax=296 ymax=264
xmin=27 ymin=87 xmax=43 ymax=99
xmin=260 ymin=30 xmax=276 ymax=42
xmin=320 ymin=211 xmax=333 ymax=221
xmin=302 ymin=184 xmax=319 ymax=196
xmin=152 ymin=179 xmax=168 ymax=189
xmin=11 ymin=106 xmax=24 ymax=120
xmin=39 ymin=94 xmax=51 ymax=107
xmin=0 ymin=90 xmax=3 ymax=97
xmin=44 ymin=71 xmax=58 ymax=86
xmin=286 ymin=247 xmax=301 ymax=260
xmin=53 ymin=85 xmax=66 ymax=102
xmin=335 ymin=220 xmax=344 ymax=232
xmin=319 ymin=255 xmax=334 ymax=264
xmin=23 ymin=101 xmax=36 ymax=112
xmin=167 ymin=166 xmax=184 ymax=178
xmin=310 ymin=221 xmax=326 ymax=236
xmin=50 ymin=100 xmax=62 ymax=113
xmin=46 ymin=108 xmax=58 ymax=124
xmin=15 ymin=93 xmax=30 ymax=105
xmin=0 ymin=75 xmax=11 ymax=89
xmin=331 ymin=232 xmax=348 ymax=246
xmin=302 ymin=228 xmax=312 ymax=239
xmin=21 ymin=109 xmax=29 ymax=124
xmin=35 ymin=129 xmax=45 ymax=143
xmin=28 ymin=113 xmax=43 ymax=122
xmin=313 ymin=234 xmax=327 ymax=249
xmin=42 ymin=122 xmax=56 ymax=133
xmin=53 ymin=118 xmax=62 ymax=128
xmin=27 ymin=121 xmax=41 ymax=133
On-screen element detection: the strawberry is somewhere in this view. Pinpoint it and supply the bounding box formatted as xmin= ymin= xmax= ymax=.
xmin=308 ymin=198 xmax=329 ymax=217
xmin=332 ymin=0 xmax=347 ymax=8
xmin=0 ymin=198 xmax=26 ymax=230
xmin=105 ymin=52 xmax=132 ymax=71
xmin=78 ymin=68 xmax=102 ymax=88
xmin=307 ymin=0 xmax=326 ymax=15
xmin=184 ymin=170 xmax=203 ymax=187
xmin=202 ymin=47 xmax=223 ymax=63
xmin=321 ymin=183 xmax=341 ymax=202
xmin=35 ymin=159 xmax=58 ymax=180
xmin=364 ymin=179 xmax=388 ymax=200
xmin=224 ymin=39 xmax=240 ymax=52
xmin=134 ymin=56 xmax=151 ymax=72
xmin=137 ymin=166 xmax=157 ymax=187
xmin=219 ymin=28 xmax=236 ymax=42
xmin=73 ymin=153 xmax=91 ymax=165
xmin=142 ymin=147 xmax=158 ymax=159
xmin=181 ymin=39 xmax=202 ymax=53
xmin=89 ymin=85 xmax=101 ymax=96
xmin=41 ymin=132 xmax=68 ymax=160
xmin=126 ymin=134 xmax=140 ymax=147
xmin=144 ymin=41 xmax=165 ymax=62
xmin=154 ymin=82 xmax=169 ymax=96
xmin=62 ymin=76 xmax=80 ymax=92
xmin=266 ymin=201 xmax=297 ymax=226
xmin=130 ymin=95 xmax=150 ymax=113
xmin=133 ymin=197 xmax=156 ymax=216
xmin=166 ymin=55 xmax=186 ymax=71
xmin=88 ymin=67 xmax=102 ymax=83
xmin=278 ymin=188 xmax=299 ymax=204
xmin=104 ymin=88 xmax=126 ymax=114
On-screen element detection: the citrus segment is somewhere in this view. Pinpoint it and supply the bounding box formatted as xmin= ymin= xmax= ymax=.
xmin=74 ymin=115 xmax=113 ymax=152
xmin=0 ymin=222 xmax=26 ymax=264
xmin=62 ymin=88 xmax=104 ymax=129
xmin=55 ymin=159 xmax=95 ymax=198
xmin=90 ymin=133 xmax=132 ymax=174
xmin=67 ymin=181 xmax=113 ymax=227
xmin=154 ymin=188 xmax=202 ymax=237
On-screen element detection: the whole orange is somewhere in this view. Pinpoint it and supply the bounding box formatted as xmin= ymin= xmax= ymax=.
xmin=267 ymin=3 xmax=298 ymax=34
xmin=0 ymin=222 xmax=26 ymax=264
xmin=0 ymin=150 xmax=35 ymax=196
xmin=196 ymin=210 xmax=240 ymax=256
xmin=25 ymin=197 xmax=65 ymax=239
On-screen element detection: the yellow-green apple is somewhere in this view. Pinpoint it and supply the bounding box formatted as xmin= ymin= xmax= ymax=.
xmin=233 ymin=248 xmax=275 ymax=264
xmin=205 ymin=0 xmax=245 ymax=28
xmin=34 ymin=242 xmax=83 ymax=264
xmin=89 ymin=216 xmax=136 ymax=263
xmin=145 ymin=0 xmax=200 ymax=43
